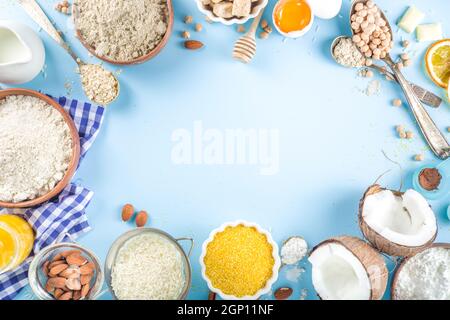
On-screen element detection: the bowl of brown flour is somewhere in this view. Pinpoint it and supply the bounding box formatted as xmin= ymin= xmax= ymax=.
xmin=0 ymin=89 xmax=80 ymax=208
xmin=72 ymin=0 xmax=174 ymax=65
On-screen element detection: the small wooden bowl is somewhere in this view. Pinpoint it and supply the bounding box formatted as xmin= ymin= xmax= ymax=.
xmin=0 ymin=89 xmax=80 ymax=209
xmin=391 ymin=243 xmax=450 ymax=300
xmin=72 ymin=0 xmax=174 ymax=65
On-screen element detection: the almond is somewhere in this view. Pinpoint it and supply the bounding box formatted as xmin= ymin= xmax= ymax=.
xmin=208 ymin=291 xmax=216 ymax=300
xmin=184 ymin=40 xmax=204 ymax=50
xmin=45 ymin=281 xmax=54 ymax=293
xmin=49 ymin=263 xmax=69 ymax=277
xmin=42 ymin=261 xmax=50 ymax=276
xmin=274 ymin=287 xmax=293 ymax=300
xmin=52 ymin=253 xmax=63 ymax=261
xmin=54 ymin=288 xmax=64 ymax=299
xmin=79 ymin=262 xmax=95 ymax=275
xmin=60 ymin=266 xmax=81 ymax=279
xmin=80 ymin=274 xmax=93 ymax=286
xmin=135 ymin=210 xmax=148 ymax=227
xmin=58 ymin=291 xmax=73 ymax=300
xmin=61 ymin=249 xmax=82 ymax=258
xmin=81 ymin=283 xmax=90 ymax=299
xmin=47 ymin=277 xmax=67 ymax=289
xmin=73 ymin=290 xmax=82 ymax=300
xmin=66 ymin=278 xmax=81 ymax=291
xmin=66 ymin=253 xmax=87 ymax=266
xmin=121 ymin=204 xmax=134 ymax=221
xmin=48 ymin=260 xmax=65 ymax=270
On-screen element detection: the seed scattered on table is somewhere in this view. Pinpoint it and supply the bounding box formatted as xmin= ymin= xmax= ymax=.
xmin=405 ymin=131 xmax=414 ymax=139
xmin=403 ymin=59 xmax=412 ymax=67
xmin=182 ymin=31 xmax=191 ymax=39
xmin=392 ymin=98 xmax=402 ymax=107
xmin=237 ymin=25 xmax=246 ymax=33
xmin=184 ymin=15 xmax=193 ymax=24
xmin=365 ymin=70 xmax=374 ymax=78
xmin=259 ymin=31 xmax=269 ymax=40
xmin=195 ymin=23 xmax=203 ymax=32
xmin=260 ymin=19 xmax=268 ymax=29
xmin=414 ymin=154 xmax=424 ymax=161
xmin=401 ymin=40 xmax=410 ymax=48
xmin=447 ymin=127 xmax=450 ymax=132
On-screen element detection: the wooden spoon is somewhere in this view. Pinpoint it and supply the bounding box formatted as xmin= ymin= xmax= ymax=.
xmin=233 ymin=10 xmax=265 ymax=63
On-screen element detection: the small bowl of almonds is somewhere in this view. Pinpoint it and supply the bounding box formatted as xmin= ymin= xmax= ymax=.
xmin=28 ymin=243 xmax=104 ymax=300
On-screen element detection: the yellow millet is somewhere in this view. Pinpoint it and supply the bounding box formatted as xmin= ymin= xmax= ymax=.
xmin=204 ymin=225 xmax=274 ymax=297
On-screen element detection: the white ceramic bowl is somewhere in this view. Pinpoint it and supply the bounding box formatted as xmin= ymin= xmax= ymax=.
xmin=195 ymin=0 xmax=268 ymax=25
xmin=200 ymin=220 xmax=281 ymax=300
xmin=272 ymin=0 xmax=315 ymax=38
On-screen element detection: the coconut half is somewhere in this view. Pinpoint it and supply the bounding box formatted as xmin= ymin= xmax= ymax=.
xmin=308 ymin=236 xmax=388 ymax=300
xmin=359 ymin=185 xmax=437 ymax=257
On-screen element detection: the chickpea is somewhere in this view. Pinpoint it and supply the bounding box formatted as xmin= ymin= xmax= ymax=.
xmin=405 ymin=131 xmax=414 ymax=139
xmin=414 ymin=154 xmax=424 ymax=161
xmin=392 ymin=99 xmax=402 ymax=107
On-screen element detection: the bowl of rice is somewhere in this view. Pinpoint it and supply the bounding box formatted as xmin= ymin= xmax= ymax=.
xmin=72 ymin=0 xmax=174 ymax=65
xmin=105 ymin=228 xmax=193 ymax=300
xmin=200 ymin=220 xmax=280 ymax=300
xmin=0 ymin=88 xmax=80 ymax=208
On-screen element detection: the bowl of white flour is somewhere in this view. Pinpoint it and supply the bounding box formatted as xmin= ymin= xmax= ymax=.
xmin=391 ymin=243 xmax=450 ymax=300
xmin=72 ymin=0 xmax=173 ymax=65
xmin=0 ymin=89 xmax=80 ymax=208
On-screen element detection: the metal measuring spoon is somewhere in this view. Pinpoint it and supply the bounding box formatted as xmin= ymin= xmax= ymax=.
xmin=17 ymin=0 xmax=119 ymax=105
xmin=330 ymin=36 xmax=442 ymax=108
xmin=349 ymin=0 xmax=449 ymax=159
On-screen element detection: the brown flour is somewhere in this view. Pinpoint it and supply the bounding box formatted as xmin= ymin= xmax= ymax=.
xmin=75 ymin=0 xmax=169 ymax=62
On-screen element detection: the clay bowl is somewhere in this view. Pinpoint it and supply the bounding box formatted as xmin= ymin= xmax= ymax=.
xmin=0 ymin=88 xmax=80 ymax=208
xmin=72 ymin=0 xmax=174 ymax=65
xmin=391 ymin=243 xmax=450 ymax=300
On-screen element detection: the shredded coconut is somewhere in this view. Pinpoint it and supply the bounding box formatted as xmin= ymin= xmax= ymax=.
xmin=281 ymin=237 xmax=308 ymax=265
xmin=333 ymin=37 xmax=365 ymax=68
xmin=75 ymin=0 xmax=169 ymax=62
xmin=0 ymin=95 xmax=72 ymax=203
xmin=111 ymin=233 xmax=186 ymax=300
xmin=79 ymin=64 xmax=118 ymax=105
xmin=395 ymin=247 xmax=450 ymax=300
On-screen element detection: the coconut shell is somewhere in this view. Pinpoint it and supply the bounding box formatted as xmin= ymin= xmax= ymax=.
xmin=358 ymin=184 xmax=437 ymax=257
xmin=391 ymin=243 xmax=450 ymax=300
xmin=310 ymin=235 xmax=388 ymax=300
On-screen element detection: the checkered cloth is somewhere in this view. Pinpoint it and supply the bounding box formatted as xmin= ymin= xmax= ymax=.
xmin=0 ymin=96 xmax=105 ymax=300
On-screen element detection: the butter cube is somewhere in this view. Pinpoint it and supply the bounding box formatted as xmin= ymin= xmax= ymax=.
xmin=416 ymin=23 xmax=443 ymax=42
xmin=397 ymin=6 xmax=425 ymax=33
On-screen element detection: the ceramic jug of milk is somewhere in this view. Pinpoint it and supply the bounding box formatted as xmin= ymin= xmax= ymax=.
xmin=0 ymin=20 xmax=45 ymax=84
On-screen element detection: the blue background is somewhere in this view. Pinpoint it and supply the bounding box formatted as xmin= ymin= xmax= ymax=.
xmin=1 ymin=0 xmax=449 ymax=300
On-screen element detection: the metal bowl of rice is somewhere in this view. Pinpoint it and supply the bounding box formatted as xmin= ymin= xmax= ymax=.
xmin=105 ymin=228 xmax=193 ymax=300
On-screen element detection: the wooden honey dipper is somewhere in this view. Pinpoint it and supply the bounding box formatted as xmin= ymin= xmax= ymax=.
xmin=233 ymin=9 xmax=265 ymax=63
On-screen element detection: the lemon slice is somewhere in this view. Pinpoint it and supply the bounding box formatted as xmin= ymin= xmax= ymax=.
xmin=425 ymin=39 xmax=450 ymax=88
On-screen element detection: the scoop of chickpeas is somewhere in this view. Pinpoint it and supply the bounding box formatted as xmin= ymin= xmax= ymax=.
xmin=351 ymin=1 xmax=393 ymax=60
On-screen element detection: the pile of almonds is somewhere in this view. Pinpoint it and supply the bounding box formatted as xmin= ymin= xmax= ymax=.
xmin=42 ymin=250 xmax=95 ymax=300
xmin=121 ymin=203 xmax=148 ymax=227
xmin=351 ymin=0 xmax=393 ymax=59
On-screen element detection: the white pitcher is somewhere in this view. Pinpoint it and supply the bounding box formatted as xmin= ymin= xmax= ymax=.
xmin=0 ymin=20 xmax=45 ymax=84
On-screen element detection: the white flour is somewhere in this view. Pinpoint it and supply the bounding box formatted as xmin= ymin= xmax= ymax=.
xmin=0 ymin=95 xmax=72 ymax=203
xmin=395 ymin=247 xmax=450 ymax=300
xmin=75 ymin=0 xmax=169 ymax=61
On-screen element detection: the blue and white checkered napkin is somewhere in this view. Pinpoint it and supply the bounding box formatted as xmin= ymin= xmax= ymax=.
xmin=0 ymin=96 xmax=105 ymax=300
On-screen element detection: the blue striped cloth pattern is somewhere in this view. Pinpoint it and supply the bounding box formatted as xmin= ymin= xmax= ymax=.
xmin=0 ymin=96 xmax=105 ymax=300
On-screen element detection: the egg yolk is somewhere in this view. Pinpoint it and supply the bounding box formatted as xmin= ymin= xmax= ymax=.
xmin=274 ymin=0 xmax=312 ymax=34
xmin=0 ymin=227 xmax=16 ymax=270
